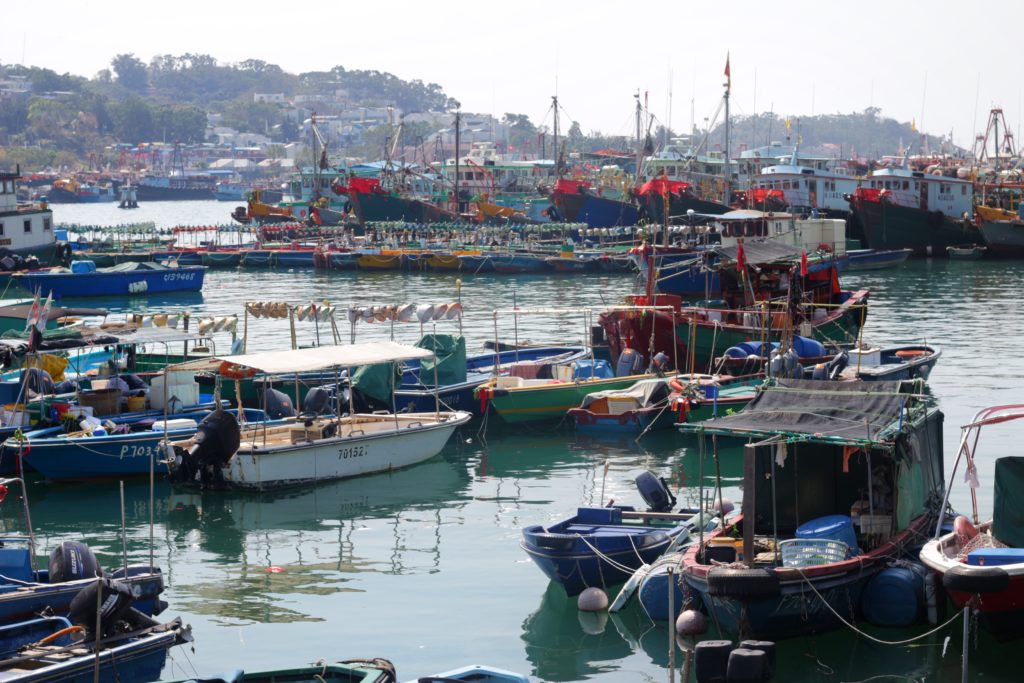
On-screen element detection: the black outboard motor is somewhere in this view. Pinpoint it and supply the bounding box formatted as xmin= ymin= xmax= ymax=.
xmin=170 ymin=410 xmax=241 ymax=489
xmin=648 ymin=352 xmax=671 ymax=376
xmin=302 ymin=387 xmax=330 ymax=418
xmin=635 ymin=470 xmax=677 ymax=513
xmin=48 ymin=541 xmax=101 ymax=583
xmin=69 ymin=578 xmax=156 ymax=639
xmin=263 ymin=387 xmax=296 ymax=419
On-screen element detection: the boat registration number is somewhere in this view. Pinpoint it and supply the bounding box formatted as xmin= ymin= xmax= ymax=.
xmin=163 ymin=272 xmax=197 ymax=282
xmin=338 ymin=445 xmax=366 ymax=459
xmin=119 ymin=444 xmax=157 ymax=459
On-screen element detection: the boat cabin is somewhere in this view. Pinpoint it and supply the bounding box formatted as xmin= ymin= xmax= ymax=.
xmin=864 ymin=167 xmax=973 ymax=218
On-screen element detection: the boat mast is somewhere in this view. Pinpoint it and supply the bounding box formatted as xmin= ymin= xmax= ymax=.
xmin=635 ymin=91 xmax=643 ymax=184
xmin=454 ymin=110 xmax=461 ymax=209
xmin=723 ymin=53 xmax=732 ymax=203
xmin=552 ymin=95 xmax=560 ymax=177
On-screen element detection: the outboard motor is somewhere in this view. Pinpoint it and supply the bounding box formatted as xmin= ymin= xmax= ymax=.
xmin=69 ymin=578 xmax=156 ymax=639
xmin=635 ymin=470 xmax=677 ymax=513
xmin=263 ymin=388 xmax=295 ymax=419
xmin=49 ymin=541 xmax=101 ymax=583
xmin=302 ymin=387 xmax=330 ymax=418
xmin=170 ymin=410 xmax=241 ymax=489
xmin=648 ymin=352 xmax=671 ymax=376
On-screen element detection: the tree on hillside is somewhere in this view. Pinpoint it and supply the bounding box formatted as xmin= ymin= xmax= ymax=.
xmin=111 ymin=54 xmax=148 ymax=93
xmin=109 ymin=97 xmax=154 ymax=144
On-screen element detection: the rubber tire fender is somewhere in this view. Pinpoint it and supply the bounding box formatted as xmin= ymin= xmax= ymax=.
xmin=942 ymin=564 xmax=1010 ymax=595
xmin=706 ymin=566 xmax=781 ymax=598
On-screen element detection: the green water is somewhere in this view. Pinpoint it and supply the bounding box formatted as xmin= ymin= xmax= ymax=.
xmin=25 ymin=207 xmax=1024 ymax=682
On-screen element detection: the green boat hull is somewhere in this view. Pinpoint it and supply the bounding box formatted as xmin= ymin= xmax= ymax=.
xmin=487 ymin=374 xmax=653 ymax=423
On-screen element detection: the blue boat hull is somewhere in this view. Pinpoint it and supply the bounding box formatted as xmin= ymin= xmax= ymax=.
xmin=0 ymin=566 xmax=166 ymax=626
xmin=685 ymin=568 xmax=876 ymax=639
xmin=521 ymin=507 xmax=689 ymax=596
xmin=0 ymin=400 xmax=224 ymax=475
xmin=846 ymin=248 xmax=913 ymax=271
xmin=17 ymin=267 xmax=206 ymax=298
xmin=22 ymin=409 xmax=269 ymax=481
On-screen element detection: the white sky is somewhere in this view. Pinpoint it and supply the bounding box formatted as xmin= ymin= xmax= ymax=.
xmin=4 ymin=0 xmax=1022 ymax=151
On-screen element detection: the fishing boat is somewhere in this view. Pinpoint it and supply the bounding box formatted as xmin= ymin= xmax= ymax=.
xmin=846 ymin=156 xmax=980 ymax=256
xmin=476 ymin=365 xmax=654 ymax=424
xmin=601 ymin=241 xmax=869 ymax=374
xmin=920 ymin=405 xmax=1024 ymax=638
xmin=551 ymin=178 xmax=640 ymax=228
xmin=677 ymin=379 xmax=944 ymax=639
xmin=568 ymin=374 xmax=760 ymax=434
xmin=947 ymin=244 xmax=986 ymax=260
xmin=166 ymin=343 xmax=472 ymax=491
xmin=846 ymin=248 xmax=913 ymax=271
xmin=835 ymin=344 xmax=940 ymax=382
xmin=0 ymin=613 xmax=190 ymax=682
xmin=15 ymin=261 xmax=206 ymax=299
xmin=0 ymin=477 xmax=168 ymax=625
xmin=17 ymin=409 xmax=271 ymax=481
xmin=389 ymin=336 xmax=588 ymax=415
xmin=521 ymin=472 xmax=716 ymax=596
xmin=169 ymin=661 xmax=527 ymax=683
xmin=977 ymin=204 xmax=1024 ymax=257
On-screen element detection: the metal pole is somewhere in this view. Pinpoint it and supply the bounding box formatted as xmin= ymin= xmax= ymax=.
xmin=961 ymin=604 xmax=970 ymax=683
xmin=120 ymin=481 xmax=128 ymax=578
xmin=668 ymin=565 xmax=676 ymax=680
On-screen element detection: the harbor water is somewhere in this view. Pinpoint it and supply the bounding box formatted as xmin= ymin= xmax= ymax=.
xmin=28 ymin=201 xmax=1024 ymax=681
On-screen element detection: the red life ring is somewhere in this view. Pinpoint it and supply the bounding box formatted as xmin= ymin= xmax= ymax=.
xmin=219 ymin=361 xmax=256 ymax=380
xmin=895 ymin=349 xmax=927 ymax=359
xmin=669 ymin=378 xmax=686 ymax=393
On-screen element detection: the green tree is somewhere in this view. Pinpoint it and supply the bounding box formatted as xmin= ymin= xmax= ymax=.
xmin=111 ymin=54 xmax=148 ymax=92
xmin=110 ymin=97 xmax=154 ymax=144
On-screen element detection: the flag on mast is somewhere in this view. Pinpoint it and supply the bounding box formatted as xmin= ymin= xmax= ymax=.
xmin=36 ymin=291 xmax=52 ymax=333
xmin=24 ymin=290 xmax=40 ymax=333
xmin=724 ymin=53 xmax=731 ymax=91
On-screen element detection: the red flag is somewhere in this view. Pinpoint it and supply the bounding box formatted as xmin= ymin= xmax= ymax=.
xmin=736 ymin=240 xmax=746 ymax=273
xmin=800 ymin=251 xmax=808 ymax=277
xmin=724 ymin=53 xmax=731 ymax=91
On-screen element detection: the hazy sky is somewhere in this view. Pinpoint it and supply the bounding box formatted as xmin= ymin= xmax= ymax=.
xmin=4 ymin=0 xmax=1021 ymax=152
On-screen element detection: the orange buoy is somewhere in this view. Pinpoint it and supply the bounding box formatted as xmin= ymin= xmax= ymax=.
xmin=895 ymin=349 xmax=927 ymax=359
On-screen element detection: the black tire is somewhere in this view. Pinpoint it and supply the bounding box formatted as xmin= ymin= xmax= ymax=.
xmin=707 ymin=567 xmax=780 ymax=599
xmin=694 ymin=639 xmax=733 ymax=683
xmin=726 ymin=648 xmax=767 ymax=683
xmin=942 ymin=564 xmax=1010 ymax=595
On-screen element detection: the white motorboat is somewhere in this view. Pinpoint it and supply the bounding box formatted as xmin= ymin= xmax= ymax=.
xmin=167 ymin=342 xmax=472 ymax=490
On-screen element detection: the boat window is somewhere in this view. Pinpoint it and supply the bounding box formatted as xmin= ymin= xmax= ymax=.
xmin=43 ymin=217 xmax=51 ymax=231
xmin=23 ymin=219 xmax=31 ymax=234
xmin=962 ymin=185 xmax=967 ymax=195
xmin=746 ymin=222 xmax=756 ymax=237
xmin=902 ymin=181 xmax=909 ymax=190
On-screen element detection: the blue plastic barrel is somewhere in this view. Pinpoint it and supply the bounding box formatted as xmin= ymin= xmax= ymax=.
xmin=796 ymin=515 xmax=859 ymax=555
xmin=792 ymin=336 xmax=826 ymax=358
xmin=861 ymin=566 xmax=924 ymax=626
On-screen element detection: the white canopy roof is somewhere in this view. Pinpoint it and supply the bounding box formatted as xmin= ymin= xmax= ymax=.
xmin=170 ymin=341 xmax=432 ymax=375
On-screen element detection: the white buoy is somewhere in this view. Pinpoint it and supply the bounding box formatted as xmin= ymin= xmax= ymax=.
xmin=676 ymin=609 xmax=707 ymax=636
xmin=577 ymin=587 xmax=609 ymax=612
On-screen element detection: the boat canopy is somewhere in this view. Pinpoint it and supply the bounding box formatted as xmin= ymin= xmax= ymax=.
xmin=170 ymin=341 xmax=433 ymax=375
xmin=713 ymin=240 xmax=804 ymax=265
xmin=680 ymin=379 xmax=924 ymax=446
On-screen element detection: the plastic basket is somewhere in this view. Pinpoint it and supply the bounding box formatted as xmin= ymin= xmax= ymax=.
xmin=779 ymin=538 xmax=849 ymax=568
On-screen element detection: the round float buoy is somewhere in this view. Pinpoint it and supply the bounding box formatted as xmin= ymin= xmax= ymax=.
xmin=713 ymin=498 xmax=735 ymax=516
xmin=675 ymin=609 xmax=707 ymax=636
xmin=577 ymin=587 xmax=609 ymax=612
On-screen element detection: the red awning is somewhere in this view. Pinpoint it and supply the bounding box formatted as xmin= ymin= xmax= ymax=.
xmin=554 ymin=178 xmax=590 ymax=194
xmin=637 ymin=177 xmax=690 ymax=196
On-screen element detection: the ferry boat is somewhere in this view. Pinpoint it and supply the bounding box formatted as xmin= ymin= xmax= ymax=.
xmin=847 ymin=152 xmax=979 ymax=255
